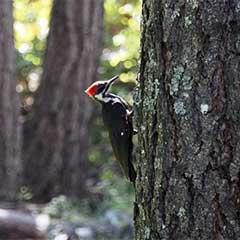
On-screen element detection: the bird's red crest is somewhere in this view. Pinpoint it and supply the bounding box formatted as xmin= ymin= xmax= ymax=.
xmin=85 ymin=83 xmax=97 ymax=96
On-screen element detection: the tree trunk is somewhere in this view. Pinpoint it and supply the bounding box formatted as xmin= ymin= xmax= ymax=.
xmin=0 ymin=0 xmax=22 ymax=200
xmin=23 ymin=0 xmax=103 ymax=200
xmin=134 ymin=1 xmax=240 ymax=239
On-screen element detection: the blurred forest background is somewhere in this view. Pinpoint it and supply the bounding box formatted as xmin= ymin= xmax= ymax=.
xmin=0 ymin=0 xmax=140 ymax=239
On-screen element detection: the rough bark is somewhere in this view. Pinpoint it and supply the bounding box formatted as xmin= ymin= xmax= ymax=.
xmin=134 ymin=0 xmax=240 ymax=239
xmin=0 ymin=0 xmax=22 ymax=200
xmin=23 ymin=0 xmax=103 ymax=199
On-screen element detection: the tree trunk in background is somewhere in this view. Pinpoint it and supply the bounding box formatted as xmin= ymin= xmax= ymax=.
xmin=134 ymin=1 xmax=240 ymax=239
xmin=0 ymin=1 xmax=22 ymax=200
xmin=23 ymin=0 xmax=103 ymax=200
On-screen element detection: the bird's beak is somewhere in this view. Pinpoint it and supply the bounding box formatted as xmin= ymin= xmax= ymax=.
xmin=107 ymin=75 xmax=119 ymax=86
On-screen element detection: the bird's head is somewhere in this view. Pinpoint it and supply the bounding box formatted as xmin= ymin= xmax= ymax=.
xmin=85 ymin=75 xmax=118 ymax=102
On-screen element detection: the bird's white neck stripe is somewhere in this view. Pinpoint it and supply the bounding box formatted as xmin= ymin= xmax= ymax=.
xmin=95 ymin=93 xmax=112 ymax=103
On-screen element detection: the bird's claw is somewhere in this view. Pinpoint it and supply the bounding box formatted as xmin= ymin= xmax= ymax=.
xmin=133 ymin=129 xmax=138 ymax=135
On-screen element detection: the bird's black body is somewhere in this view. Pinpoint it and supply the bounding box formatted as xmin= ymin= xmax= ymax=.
xmin=85 ymin=76 xmax=136 ymax=183
xmin=101 ymin=94 xmax=136 ymax=182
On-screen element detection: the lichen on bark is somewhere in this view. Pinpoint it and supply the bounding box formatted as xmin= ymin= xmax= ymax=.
xmin=134 ymin=0 xmax=240 ymax=239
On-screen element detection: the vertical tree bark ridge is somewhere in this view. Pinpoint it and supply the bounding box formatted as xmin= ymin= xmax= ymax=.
xmin=23 ymin=0 xmax=103 ymax=199
xmin=0 ymin=0 xmax=22 ymax=200
xmin=135 ymin=0 xmax=240 ymax=239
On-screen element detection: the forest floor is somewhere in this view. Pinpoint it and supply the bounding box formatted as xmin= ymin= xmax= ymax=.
xmin=0 ymin=196 xmax=133 ymax=240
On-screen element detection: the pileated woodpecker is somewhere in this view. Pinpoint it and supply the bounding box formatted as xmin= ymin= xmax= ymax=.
xmin=85 ymin=76 xmax=136 ymax=183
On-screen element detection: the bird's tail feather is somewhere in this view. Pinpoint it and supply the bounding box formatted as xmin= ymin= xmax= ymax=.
xmin=129 ymin=162 xmax=136 ymax=183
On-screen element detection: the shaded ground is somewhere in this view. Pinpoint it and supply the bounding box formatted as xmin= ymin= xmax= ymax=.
xmin=0 ymin=197 xmax=133 ymax=240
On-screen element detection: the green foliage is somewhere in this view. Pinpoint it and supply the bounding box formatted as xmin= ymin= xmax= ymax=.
xmin=14 ymin=0 xmax=141 ymax=85
xmin=44 ymin=195 xmax=92 ymax=221
xmin=102 ymin=0 xmax=141 ymax=82
xmin=96 ymin=175 xmax=135 ymax=215
xmin=44 ymin=196 xmax=133 ymax=240
xmin=43 ymin=189 xmax=134 ymax=222
xmin=14 ymin=0 xmax=52 ymax=98
xmin=14 ymin=0 xmax=52 ymax=54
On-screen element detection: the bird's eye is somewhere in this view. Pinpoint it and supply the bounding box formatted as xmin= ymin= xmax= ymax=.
xmin=96 ymin=84 xmax=106 ymax=94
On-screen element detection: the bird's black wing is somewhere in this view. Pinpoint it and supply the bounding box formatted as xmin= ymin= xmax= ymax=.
xmin=102 ymin=99 xmax=136 ymax=182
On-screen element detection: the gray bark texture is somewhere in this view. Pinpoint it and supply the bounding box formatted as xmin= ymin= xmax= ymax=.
xmin=134 ymin=0 xmax=240 ymax=239
xmin=0 ymin=0 xmax=22 ymax=200
xmin=23 ymin=0 xmax=103 ymax=199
